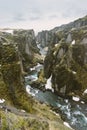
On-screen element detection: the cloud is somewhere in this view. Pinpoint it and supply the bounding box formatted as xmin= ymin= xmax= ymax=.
xmin=0 ymin=0 xmax=87 ymax=32
xmin=29 ymin=16 xmax=41 ymax=21
xmin=14 ymin=14 xmax=26 ymax=21
xmin=49 ymin=15 xmax=58 ymax=19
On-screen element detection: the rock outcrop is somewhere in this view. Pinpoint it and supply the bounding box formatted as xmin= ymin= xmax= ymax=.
xmin=13 ymin=29 xmax=38 ymax=55
xmin=37 ymin=15 xmax=87 ymax=48
xmin=36 ymin=30 xmax=59 ymax=47
xmin=44 ymin=39 xmax=87 ymax=98
xmin=0 ymin=44 xmax=33 ymax=112
xmin=51 ymin=15 xmax=87 ymax=33
xmin=0 ymin=29 xmax=47 ymax=112
xmin=44 ymin=16 xmax=87 ymax=98
xmin=13 ymin=29 xmax=42 ymax=71
xmin=0 ymin=15 xmax=87 ymax=129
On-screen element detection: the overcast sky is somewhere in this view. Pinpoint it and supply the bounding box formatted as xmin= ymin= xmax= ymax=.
xmin=0 ymin=0 xmax=87 ymax=33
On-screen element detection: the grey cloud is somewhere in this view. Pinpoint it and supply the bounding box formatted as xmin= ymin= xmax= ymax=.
xmin=13 ymin=12 xmax=41 ymax=22
xmin=49 ymin=15 xmax=58 ymax=19
xmin=29 ymin=16 xmax=41 ymax=21
xmin=0 ymin=0 xmax=87 ymax=31
xmin=14 ymin=14 xmax=26 ymax=21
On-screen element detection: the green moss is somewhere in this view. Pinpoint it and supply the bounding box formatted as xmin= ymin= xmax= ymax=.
xmin=0 ymin=44 xmax=34 ymax=112
xmin=0 ymin=79 xmax=11 ymax=101
xmin=72 ymin=44 xmax=85 ymax=65
xmin=1 ymin=45 xmax=18 ymax=64
xmin=44 ymin=48 xmax=55 ymax=78
xmin=56 ymin=31 xmax=67 ymax=41
xmin=38 ymin=69 xmax=46 ymax=83
xmin=52 ymin=64 xmax=82 ymax=94
xmin=71 ymin=29 xmax=84 ymax=41
xmin=1 ymin=63 xmax=21 ymax=84
xmin=71 ymin=60 xmax=87 ymax=91
xmin=0 ymin=110 xmax=49 ymax=130
xmin=44 ymin=40 xmax=87 ymax=96
xmin=60 ymin=41 xmax=69 ymax=52
xmin=1 ymin=111 xmax=9 ymax=130
xmin=27 ymin=119 xmax=49 ymax=130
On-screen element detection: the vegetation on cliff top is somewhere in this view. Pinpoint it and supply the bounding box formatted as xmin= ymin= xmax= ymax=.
xmin=44 ymin=39 xmax=87 ymax=97
xmin=0 ymin=43 xmax=33 ymax=112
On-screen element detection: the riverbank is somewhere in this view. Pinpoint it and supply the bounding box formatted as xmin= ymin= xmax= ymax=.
xmin=25 ymin=62 xmax=87 ymax=130
xmin=0 ymin=99 xmax=72 ymax=130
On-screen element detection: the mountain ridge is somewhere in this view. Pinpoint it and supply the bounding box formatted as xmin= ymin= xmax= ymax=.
xmin=51 ymin=15 xmax=87 ymax=33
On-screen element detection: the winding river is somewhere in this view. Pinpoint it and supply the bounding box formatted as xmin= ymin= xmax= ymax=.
xmin=25 ymin=45 xmax=87 ymax=130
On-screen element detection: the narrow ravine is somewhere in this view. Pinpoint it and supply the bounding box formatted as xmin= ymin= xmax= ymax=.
xmin=25 ymin=62 xmax=87 ymax=130
xmin=24 ymin=44 xmax=87 ymax=130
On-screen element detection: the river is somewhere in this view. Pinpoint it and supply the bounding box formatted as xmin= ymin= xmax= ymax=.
xmin=25 ymin=44 xmax=87 ymax=130
xmin=25 ymin=63 xmax=87 ymax=130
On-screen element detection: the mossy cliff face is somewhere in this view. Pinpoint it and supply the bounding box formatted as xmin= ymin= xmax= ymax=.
xmin=0 ymin=29 xmax=42 ymax=72
xmin=36 ymin=30 xmax=59 ymax=48
xmin=0 ymin=42 xmax=33 ymax=112
xmin=0 ymin=29 xmax=43 ymax=112
xmin=43 ymin=16 xmax=87 ymax=98
xmin=13 ymin=29 xmax=41 ymax=71
xmin=51 ymin=15 xmax=87 ymax=33
xmin=37 ymin=15 xmax=87 ymax=48
xmin=44 ymin=39 xmax=87 ymax=97
xmin=13 ymin=29 xmax=38 ymax=54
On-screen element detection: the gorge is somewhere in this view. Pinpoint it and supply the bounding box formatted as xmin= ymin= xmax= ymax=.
xmin=0 ymin=15 xmax=87 ymax=130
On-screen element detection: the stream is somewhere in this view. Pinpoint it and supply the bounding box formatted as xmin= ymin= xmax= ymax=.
xmin=25 ymin=45 xmax=87 ymax=130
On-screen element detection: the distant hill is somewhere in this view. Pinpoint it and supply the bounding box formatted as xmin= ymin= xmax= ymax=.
xmin=51 ymin=15 xmax=87 ymax=33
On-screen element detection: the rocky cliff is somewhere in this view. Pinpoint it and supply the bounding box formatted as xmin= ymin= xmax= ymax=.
xmin=0 ymin=36 xmax=34 ymax=112
xmin=0 ymin=15 xmax=87 ymax=129
xmin=0 ymin=29 xmax=41 ymax=71
xmin=37 ymin=15 xmax=87 ymax=48
xmin=51 ymin=15 xmax=87 ymax=33
xmin=0 ymin=29 xmax=74 ymax=130
xmin=13 ymin=29 xmax=42 ymax=71
xmin=36 ymin=30 xmax=59 ymax=47
xmin=0 ymin=29 xmax=42 ymax=112
xmin=44 ymin=16 xmax=87 ymax=100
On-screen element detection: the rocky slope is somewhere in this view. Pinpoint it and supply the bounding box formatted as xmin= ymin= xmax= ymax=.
xmin=36 ymin=30 xmax=59 ymax=47
xmin=44 ymin=16 xmax=87 ymax=100
xmin=0 ymin=29 xmax=72 ymax=130
xmin=0 ymin=36 xmax=34 ymax=112
xmin=0 ymin=101 xmax=72 ymax=130
xmin=1 ymin=15 xmax=87 ymax=129
xmin=0 ymin=29 xmax=43 ymax=111
xmin=51 ymin=15 xmax=87 ymax=33
xmin=13 ymin=29 xmax=43 ymax=71
xmin=37 ymin=15 xmax=87 ymax=47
